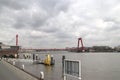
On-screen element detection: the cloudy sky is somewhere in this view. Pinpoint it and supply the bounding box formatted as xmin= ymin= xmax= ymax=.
xmin=0 ymin=0 xmax=120 ymax=48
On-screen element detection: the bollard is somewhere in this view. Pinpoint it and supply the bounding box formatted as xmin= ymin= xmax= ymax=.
xmin=22 ymin=64 xmax=24 ymax=70
xmin=33 ymin=54 xmax=35 ymax=61
xmin=36 ymin=54 xmax=38 ymax=60
xmin=62 ymin=55 xmax=66 ymax=77
xmin=62 ymin=55 xmax=66 ymax=68
xmin=13 ymin=61 xmax=15 ymax=65
xmin=51 ymin=55 xmax=55 ymax=65
xmin=40 ymin=71 xmax=44 ymax=80
xmin=62 ymin=55 xmax=66 ymax=67
xmin=78 ymin=77 xmax=82 ymax=80
xmin=64 ymin=75 xmax=66 ymax=80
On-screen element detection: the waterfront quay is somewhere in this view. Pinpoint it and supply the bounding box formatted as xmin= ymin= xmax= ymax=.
xmin=0 ymin=60 xmax=38 ymax=80
xmin=1 ymin=51 xmax=120 ymax=80
xmin=17 ymin=51 xmax=120 ymax=80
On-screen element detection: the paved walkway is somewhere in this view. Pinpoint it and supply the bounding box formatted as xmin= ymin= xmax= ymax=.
xmin=0 ymin=60 xmax=38 ymax=80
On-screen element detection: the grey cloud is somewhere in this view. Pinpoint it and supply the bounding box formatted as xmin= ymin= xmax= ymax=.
xmin=38 ymin=0 xmax=69 ymax=13
xmin=104 ymin=25 xmax=120 ymax=33
xmin=14 ymin=14 xmax=47 ymax=29
xmin=53 ymin=29 xmax=75 ymax=41
xmin=11 ymin=0 xmax=70 ymax=30
xmin=39 ymin=27 xmax=59 ymax=33
xmin=13 ymin=10 xmax=48 ymax=29
xmin=103 ymin=17 xmax=120 ymax=24
xmin=103 ymin=17 xmax=115 ymax=22
xmin=0 ymin=0 xmax=30 ymax=10
xmin=103 ymin=18 xmax=120 ymax=32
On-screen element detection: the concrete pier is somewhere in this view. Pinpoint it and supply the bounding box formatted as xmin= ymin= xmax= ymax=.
xmin=0 ymin=60 xmax=38 ymax=80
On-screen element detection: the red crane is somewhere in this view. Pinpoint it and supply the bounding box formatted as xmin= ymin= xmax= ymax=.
xmin=77 ymin=38 xmax=85 ymax=52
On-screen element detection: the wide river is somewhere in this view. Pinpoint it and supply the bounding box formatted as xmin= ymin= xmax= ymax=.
xmin=16 ymin=51 xmax=120 ymax=80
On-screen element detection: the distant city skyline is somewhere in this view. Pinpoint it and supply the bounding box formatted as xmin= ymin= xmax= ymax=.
xmin=0 ymin=0 xmax=120 ymax=48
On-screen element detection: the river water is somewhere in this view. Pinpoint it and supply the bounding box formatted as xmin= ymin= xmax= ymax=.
xmin=16 ymin=51 xmax=120 ymax=80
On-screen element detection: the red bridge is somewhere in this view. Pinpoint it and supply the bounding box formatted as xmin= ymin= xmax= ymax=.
xmin=23 ymin=48 xmax=66 ymax=51
xmin=0 ymin=34 xmax=85 ymax=57
xmin=21 ymin=37 xmax=85 ymax=52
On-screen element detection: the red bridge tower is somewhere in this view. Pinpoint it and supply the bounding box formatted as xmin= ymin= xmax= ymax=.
xmin=16 ymin=34 xmax=18 ymax=46
xmin=77 ymin=38 xmax=85 ymax=52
